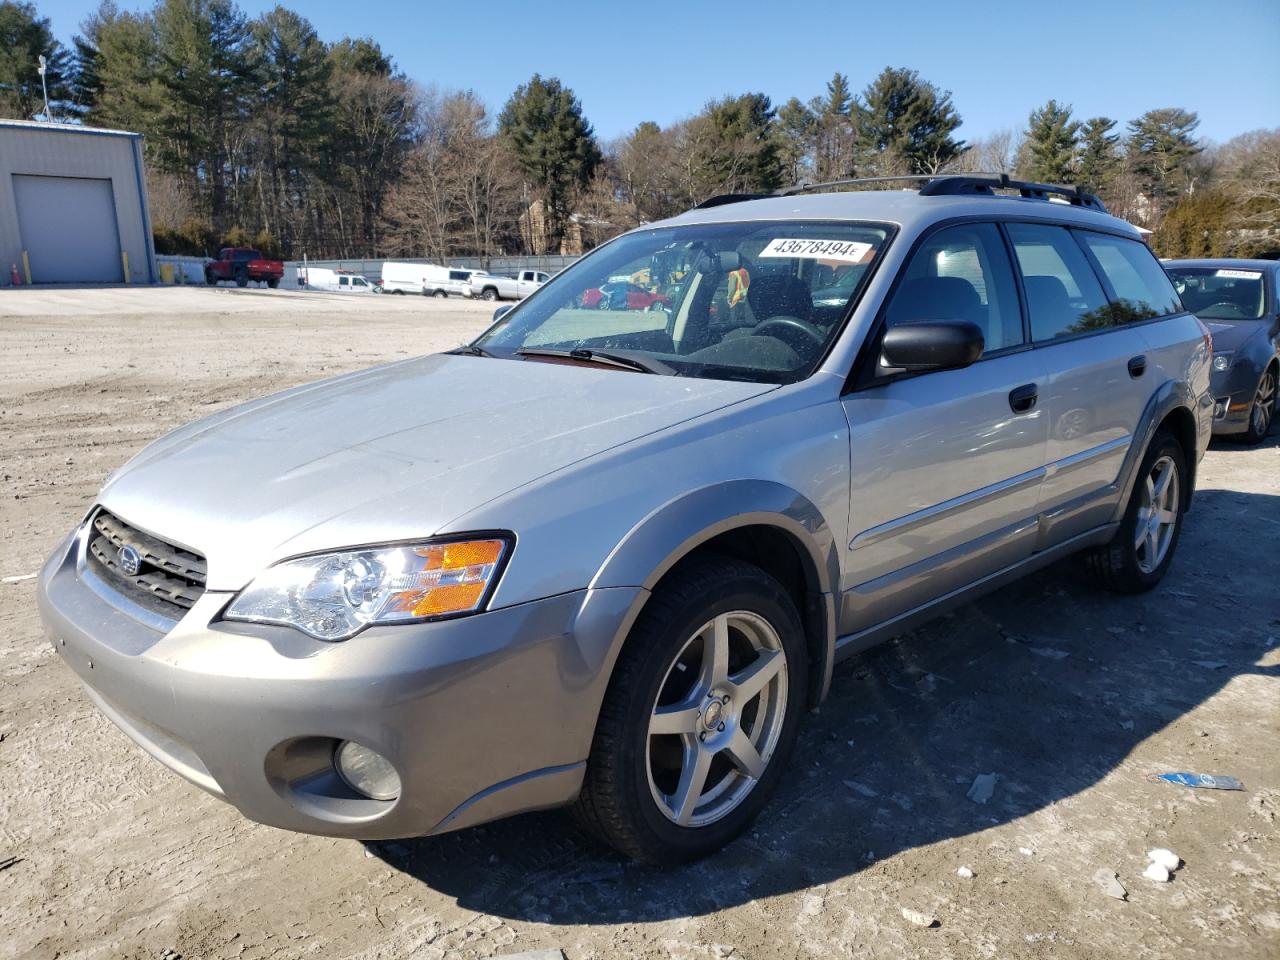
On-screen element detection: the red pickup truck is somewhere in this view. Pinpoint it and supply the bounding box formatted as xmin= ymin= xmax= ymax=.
xmin=204 ymin=248 xmax=284 ymax=288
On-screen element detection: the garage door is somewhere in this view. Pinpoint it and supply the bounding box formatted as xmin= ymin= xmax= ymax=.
xmin=13 ymin=174 xmax=123 ymax=284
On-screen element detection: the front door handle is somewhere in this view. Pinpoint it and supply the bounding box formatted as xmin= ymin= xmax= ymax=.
xmin=1128 ymin=355 xmax=1147 ymax=378
xmin=1009 ymin=383 xmax=1039 ymax=414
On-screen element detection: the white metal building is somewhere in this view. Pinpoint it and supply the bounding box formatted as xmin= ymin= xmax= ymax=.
xmin=0 ymin=119 xmax=156 ymax=286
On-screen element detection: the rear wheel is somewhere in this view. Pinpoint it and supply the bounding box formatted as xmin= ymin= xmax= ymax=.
xmin=1242 ymin=366 xmax=1276 ymax=444
xmin=235 ymin=268 xmax=248 ymax=288
xmin=481 ymin=287 xmax=498 ymax=301
xmin=574 ymin=556 xmax=806 ymax=864
xmin=1085 ymin=430 xmax=1186 ymax=593
xmin=266 ymin=278 xmax=279 ymax=289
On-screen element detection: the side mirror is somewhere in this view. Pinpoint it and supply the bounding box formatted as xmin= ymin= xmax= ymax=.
xmin=492 ymin=304 xmax=513 ymax=323
xmin=881 ymin=320 xmax=984 ymax=373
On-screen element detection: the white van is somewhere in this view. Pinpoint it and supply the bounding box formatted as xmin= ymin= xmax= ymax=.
xmin=299 ymin=267 xmax=375 ymax=293
xmin=381 ymin=261 xmax=474 ymax=298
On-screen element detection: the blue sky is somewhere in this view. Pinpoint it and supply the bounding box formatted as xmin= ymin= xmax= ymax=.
xmin=37 ymin=0 xmax=1280 ymax=145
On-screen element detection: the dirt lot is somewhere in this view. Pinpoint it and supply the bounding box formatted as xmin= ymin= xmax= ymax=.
xmin=1 ymin=287 xmax=1277 ymax=960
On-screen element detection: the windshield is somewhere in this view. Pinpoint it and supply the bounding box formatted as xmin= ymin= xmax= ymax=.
xmin=473 ymin=221 xmax=891 ymax=383
xmin=1166 ymin=266 xmax=1266 ymax=320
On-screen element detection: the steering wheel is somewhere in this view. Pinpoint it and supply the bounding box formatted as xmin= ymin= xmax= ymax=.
xmin=1203 ymin=302 xmax=1249 ymax=319
xmin=752 ymin=316 xmax=826 ymax=352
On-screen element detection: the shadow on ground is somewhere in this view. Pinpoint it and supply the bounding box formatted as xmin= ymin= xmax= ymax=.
xmin=368 ymin=489 xmax=1280 ymax=924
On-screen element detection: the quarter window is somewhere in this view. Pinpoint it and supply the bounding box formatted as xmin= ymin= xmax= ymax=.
xmin=1079 ymin=233 xmax=1182 ymax=320
xmin=1006 ymin=223 xmax=1112 ymax=341
xmin=884 ymin=223 xmax=1023 ymax=352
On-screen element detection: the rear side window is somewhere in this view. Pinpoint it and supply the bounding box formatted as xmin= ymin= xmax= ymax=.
xmin=1079 ymin=233 xmax=1182 ymax=320
xmin=1006 ymin=223 xmax=1112 ymax=341
xmin=884 ymin=223 xmax=1024 ymax=351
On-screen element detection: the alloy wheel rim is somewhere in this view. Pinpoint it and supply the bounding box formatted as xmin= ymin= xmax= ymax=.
xmin=645 ymin=610 xmax=789 ymax=828
xmin=1253 ymin=371 xmax=1275 ymax=435
xmin=1134 ymin=454 xmax=1179 ymax=574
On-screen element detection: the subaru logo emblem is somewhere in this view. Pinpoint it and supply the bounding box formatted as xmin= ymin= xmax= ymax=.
xmin=118 ymin=544 xmax=142 ymax=576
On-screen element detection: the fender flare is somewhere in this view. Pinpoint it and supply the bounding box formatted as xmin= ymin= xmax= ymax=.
xmin=1111 ymin=378 xmax=1203 ymax=523
xmin=588 ymin=479 xmax=841 ymax=703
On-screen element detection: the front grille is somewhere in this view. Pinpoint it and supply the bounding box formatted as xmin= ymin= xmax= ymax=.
xmin=86 ymin=509 xmax=207 ymax=619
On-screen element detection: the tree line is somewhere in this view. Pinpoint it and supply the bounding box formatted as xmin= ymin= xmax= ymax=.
xmin=2 ymin=0 xmax=1276 ymax=262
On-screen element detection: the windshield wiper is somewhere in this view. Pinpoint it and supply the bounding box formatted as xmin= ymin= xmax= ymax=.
xmin=516 ymin=347 xmax=674 ymax=375
xmin=449 ymin=344 xmax=497 ymax=358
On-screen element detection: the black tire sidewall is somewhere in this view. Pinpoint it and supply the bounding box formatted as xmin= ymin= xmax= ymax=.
xmin=611 ymin=567 xmax=807 ymax=861
xmin=1117 ymin=432 xmax=1187 ymax=588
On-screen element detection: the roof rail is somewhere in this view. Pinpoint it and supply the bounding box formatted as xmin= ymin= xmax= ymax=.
xmin=695 ymin=173 xmax=1108 ymax=213
xmin=693 ymin=193 xmax=772 ymax=209
xmin=776 ymin=175 xmax=935 ymax=196
xmin=919 ymin=173 xmax=1108 ymax=212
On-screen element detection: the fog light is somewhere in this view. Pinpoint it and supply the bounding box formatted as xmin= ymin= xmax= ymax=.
xmin=334 ymin=740 xmax=401 ymax=801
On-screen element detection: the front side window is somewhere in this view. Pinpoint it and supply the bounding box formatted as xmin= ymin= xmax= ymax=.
xmin=475 ymin=221 xmax=891 ymax=383
xmin=1166 ymin=266 xmax=1267 ymax=320
xmin=1079 ymin=233 xmax=1182 ymax=321
xmin=1007 ymin=223 xmax=1112 ymax=341
xmin=883 ymin=223 xmax=1023 ymax=352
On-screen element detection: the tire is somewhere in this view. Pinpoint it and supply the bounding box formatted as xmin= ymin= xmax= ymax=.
xmin=434 ymin=289 xmax=448 ymax=298
xmin=574 ymin=555 xmax=807 ymax=864
xmin=235 ymin=268 xmax=248 ymax=288
xmin=1085 ymin=429 xmax=1187 ymax=593
xmin=204 ymin=270 xmax=217 ymax=286
xmin=394 ymin=289 xmax=405 ymax=296
xmin=481 ymin=287 xmax=498 ymax=301
xmin=266 ymin=278 xmax=279 ymax=289
xmin=1241 ymin=365 xmax=1276 ymax=445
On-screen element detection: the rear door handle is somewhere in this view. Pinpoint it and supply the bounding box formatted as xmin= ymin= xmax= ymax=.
xmin=1009 ymin=383 xmax=1039 ymax=414
xmin=1128 ymin=355 xmax=1147 ymax=378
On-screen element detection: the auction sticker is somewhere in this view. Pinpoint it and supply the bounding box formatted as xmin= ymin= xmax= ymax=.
xmin=759 ymin=238 xmax=874 ymax=263
xmin=1215 ymin=269 xmax=1262 ymax=280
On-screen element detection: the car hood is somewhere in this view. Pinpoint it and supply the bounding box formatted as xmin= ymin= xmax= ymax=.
xmin=1204 ymin=319 xmax=1267 ymax=354
xmin=99 ymin=354 xmax=773 ymax=590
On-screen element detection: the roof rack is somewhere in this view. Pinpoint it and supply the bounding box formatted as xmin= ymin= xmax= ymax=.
xmin=694 ymin=173 xmax=1108 ymax=213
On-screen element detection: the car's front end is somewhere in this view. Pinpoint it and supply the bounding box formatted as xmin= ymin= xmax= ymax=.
xmin=39 ymin=511 xmax=632 ymax=838
xmin=1165 ymin=261 xmax=1276 ymax=437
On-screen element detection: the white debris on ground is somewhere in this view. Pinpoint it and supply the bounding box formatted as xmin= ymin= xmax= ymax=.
xmin=1148 ymin=848 xmax=1181 ymax=872
xmin=957 ymin=866 xmax=975 ymax=879
xmin=901 ymin=907 xmax=939 ymax=928
xmin=1094 ymin=869 xmax=1128 ymax=901
xmin=966 ymin=773 xmax=999 ymax=804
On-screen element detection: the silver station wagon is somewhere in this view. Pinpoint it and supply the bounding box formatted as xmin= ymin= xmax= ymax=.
xmin=39 ymin=174 xmax=1213 ymax=864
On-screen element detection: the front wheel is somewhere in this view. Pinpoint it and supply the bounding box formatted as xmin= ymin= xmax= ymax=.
xmin=1085 ymin=430 xmax=1186 ymax=593
xmin=1242 ymin=366 xmax=1276 ymax=444
xmin=235 ymin=269 xmax=248 ymax=288
xmin=204 ymin=269 xmax=217 ymax=286
xmin=266 ymin=278 xmax=279 ymax=289
xmin=574 ymin=556 xmax=807 ymax=864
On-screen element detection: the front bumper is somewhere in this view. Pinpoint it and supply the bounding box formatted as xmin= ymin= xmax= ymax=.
xmin=1210 ymin=366 xmax=1258 ymax=435
xmin=37 ymin=524 xmax=643 ymax=839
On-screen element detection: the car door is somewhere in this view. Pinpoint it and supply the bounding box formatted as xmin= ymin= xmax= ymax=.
xmin=1005 ymin=223 xmax=1158 ymax=543
xmin=839 ymin=222 xmax=1049 ymax=637
xmin=517 ymin=271 xmax=537 ymax=297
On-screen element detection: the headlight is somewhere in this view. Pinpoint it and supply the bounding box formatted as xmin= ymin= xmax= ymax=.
xmin=224 ymin=537 xmax=509 ymax=640
xmin=1212 ymin=353 xmax=1233 ymax=372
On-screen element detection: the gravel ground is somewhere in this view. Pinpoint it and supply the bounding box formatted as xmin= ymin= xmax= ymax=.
xmin=1 ymin=287 xmax=1277 ymax=960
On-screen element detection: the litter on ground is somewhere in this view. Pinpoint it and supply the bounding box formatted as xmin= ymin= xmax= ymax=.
xmin=966 ymin=773 xmax=999 ymax=804
xmin=1149 ymin=772 xmax=1244 ymax=790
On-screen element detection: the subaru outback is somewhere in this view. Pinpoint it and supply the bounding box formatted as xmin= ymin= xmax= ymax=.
xmin=38 ymin=174 xmax=1213 ymax=864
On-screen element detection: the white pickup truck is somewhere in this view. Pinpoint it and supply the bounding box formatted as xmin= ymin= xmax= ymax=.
xmin=469 ymin=269 xmax=550 ymax=301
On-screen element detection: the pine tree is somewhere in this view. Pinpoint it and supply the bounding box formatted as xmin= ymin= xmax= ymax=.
xmin=1018 ymin=100 xmax=1081 ymax=183
xmin=1127 ymin=108 xmax=1201 ymax=215
xmin=0 ymin=1 xmax=72 ymax=119
xmin=152 ymin=0 xmax=251 ymax=226
xmin=858 ymin=67 xmax=964 ymax=175
xmin=1076 ymin=116 xmax=1120 ymax=193
xmin=498 ymin=74 xmax=601 ymax=250
xmin=774 ymin=96 xmax=816 ymax=185
xmin=812 ymin=72 xmax=859 ymax=180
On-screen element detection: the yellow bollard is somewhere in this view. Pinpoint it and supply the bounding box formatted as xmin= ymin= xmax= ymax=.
xmin=158 ymin=263 xmax=175 ymax=284
xmin=21 ymin=250 xmax=31 ymax=285
xmin=121 ymin=250 xmax=130 ymax=283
